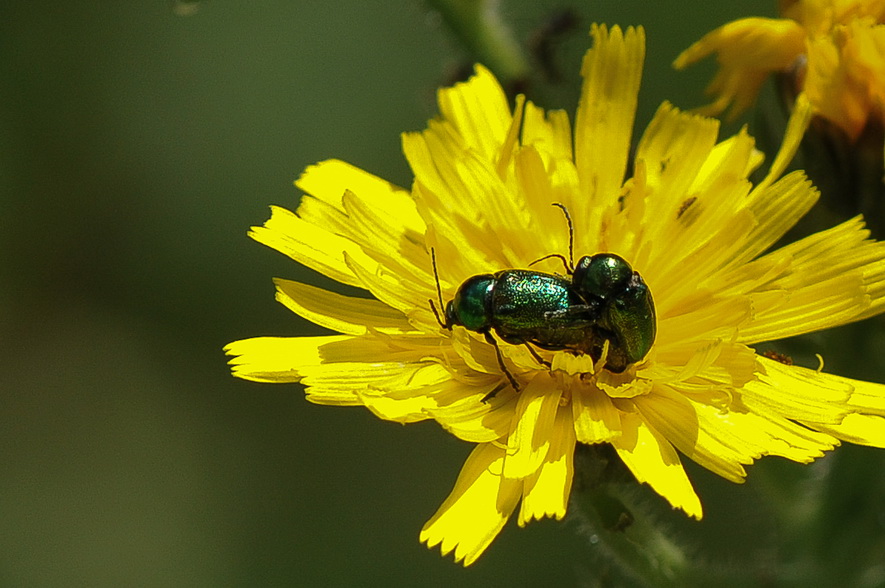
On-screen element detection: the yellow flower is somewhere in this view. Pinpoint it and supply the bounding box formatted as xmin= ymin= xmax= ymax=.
xmin=226 ymin=24 xmax=885 ymax=566
xmin=674 ymin=0 xmax=885 ymax=140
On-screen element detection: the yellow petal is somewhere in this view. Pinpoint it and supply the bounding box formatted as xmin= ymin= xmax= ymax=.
xmin=573 ymin=24 xmax=645 ymax=253
xmin=750 ymin=93 xmax=814 ymax=195
xmin=742 ymin=357 xmax=853 ymax=423
xmin=249 ymin=206 xmax=371 ymax=288
xmin=518 ymin=405 xmax=576 ymax=526
xmin=733 ymin=171 xmax=819 ymax=267
xmin=597 ymin=372 xmax=654 ymax=399
xmin=420 ymin=443 xmax=521 ymax=566
xmin=843 ymin=376 xmax=885 ymax=414
xmin=674 ymin=17 xmax=805 ymax=119
xmin=287 ymin=160 xmax=430 ymax=301
xmin=633 ymin=388 xmax=744 ymax=483
xmin=521 ymin=101 xmax=573 ymax=162
xmin=504 ymin=376 xmax=563 ymax=479
xmin=572 ymin=385 xmax=622 ymax=444
xmin=403 ymin=66 xmax=551 ymax=274
xmin=815 ymin=413 xmax=885 ymax=447
xmin=433 ymin=403 xmax=515 ymax=443
xmin=274 ymin=279 xmax=415 ymax=335
xmin=636 ymin=123 xmax=762 ymax=294
xmin=298 ymin=359 xmax=451 ymax=407
xmin=355 ymin=363 xmax=454 ymax=423
xmin=735 ymin=394 xmax=838 ymax=459
xmin=635 ymin=384 xmax=837 ymax=483
xmin=651 ymin=340 xmax=758 ymax=390
xmin=634 ymin=102 xmax=720 ymax=225
xmin=656 ymin=297 xmax=750 ymax=350
xmin=736 ymin=217 xmax=885 ymax=342
xmin=691 ymin=130 xmax=764 ymax=191
xmin=428 ymin=379 xmax=517 ymax=443
xmin=435 ymin=64 xmax=512 ymax=162
xmin=794 ymin=368 xmax=885 ymax=446
xmin=612 ymin=413 xmax=703 ymax=518
xmin=338 ymin=189 xmax=432 ymax=291
xmin=439 ymin=150 xmax=530 ymax=264
xmin=344 ymin=251 xmax=427 ymax=316
xmin=805 ymin=29 xmax=872 ymax=139
xmin=848 ymin=18 xmax=885 ymax=109
xmin=293 ymin=181 xmax=432 ymax=309
xmin=295 ymin=159 xmax=416 ymax=227
xmin=448 ymin=328 xmax=508 ymax=381
xmin=404 ymin=143 xmax=523 ymax=276
xmin=510 ymin=145 xmax=575 ymax=266
xmin=224 ymin=335 xmax=350 ymax=383
xmin=310 ymin=331 xmax=442 ymax=364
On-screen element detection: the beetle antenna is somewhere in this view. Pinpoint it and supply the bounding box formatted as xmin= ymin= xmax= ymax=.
xmin=429 ymin=248 xmax=448 ymax=328
xmin=529 ymin=253 xmax=570 ymax=274
xmin=551 ymin=202 xmax=574 ymax=272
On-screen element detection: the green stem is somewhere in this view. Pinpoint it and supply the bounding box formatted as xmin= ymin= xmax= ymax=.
xmin=569 ymin=446 xmax=694 ymax=587
xmin=427 ymin=0 xmax=531 ymax=84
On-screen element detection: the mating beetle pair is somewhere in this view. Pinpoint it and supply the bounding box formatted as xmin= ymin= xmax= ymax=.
xmin=430 ymin=208 xmax=656 ymax=395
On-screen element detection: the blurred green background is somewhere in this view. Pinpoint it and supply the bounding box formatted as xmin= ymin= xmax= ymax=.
xmin=3 ymin=1 xmax=884 ymax=586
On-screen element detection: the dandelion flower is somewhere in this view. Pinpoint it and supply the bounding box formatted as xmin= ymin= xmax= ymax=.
xmin=674 ymin=0 xmax=885 ymax=141
xmin=226 ymin=24 xmax=885 ymax=566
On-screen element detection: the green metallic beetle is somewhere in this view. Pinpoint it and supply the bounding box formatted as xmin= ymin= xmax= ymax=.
xmin=430 ymin=250 xmax=656 ymax=393
xmin=430 ymin=255 xmax=601 ymax=393
xmin=571 ymin=253 xmax=656 ymax=372
xmin=429 ymin=205 xmax=656 ymax=394
xmin=443 ymin=269 xmax=602 ymax=351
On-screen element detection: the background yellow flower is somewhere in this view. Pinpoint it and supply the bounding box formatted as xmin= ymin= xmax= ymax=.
xmin=676 ymin=0 xmax=885 ymax=140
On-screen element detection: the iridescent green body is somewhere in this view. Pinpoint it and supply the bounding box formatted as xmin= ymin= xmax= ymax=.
xmin=441 ymin=253 xmax=656 ymax=376
xmin=446 ymin=270 xmax=600 ymax=350
xmin=573 ymin=254 xmax=656 ymax=371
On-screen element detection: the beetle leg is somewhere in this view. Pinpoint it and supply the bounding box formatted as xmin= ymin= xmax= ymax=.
xmin=524 ymin=343 xmax=551 ymax=368
xmin=480 ymin=381 xmax=507 ymax=403
xmin=482 ymin=331 xmax=520 ymax=398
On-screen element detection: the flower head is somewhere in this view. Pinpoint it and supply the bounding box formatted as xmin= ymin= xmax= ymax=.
xmin=226 ymin=24 xmax=885 ymax=566
xmin=674 ymin=0 xmax=885 ymax=140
